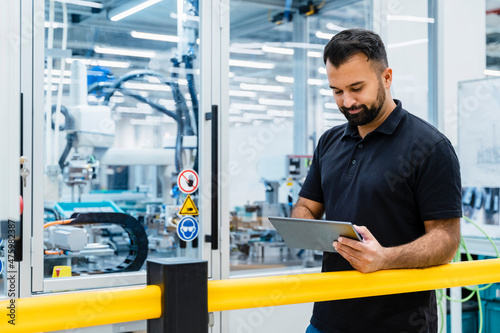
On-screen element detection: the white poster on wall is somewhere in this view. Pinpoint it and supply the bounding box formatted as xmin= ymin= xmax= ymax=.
xmin=458 ymin=78 xmax=500 ymax=240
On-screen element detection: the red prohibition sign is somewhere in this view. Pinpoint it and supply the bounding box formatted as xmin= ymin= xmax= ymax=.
xmin=177 ymin=169 xmax=199 ymax=194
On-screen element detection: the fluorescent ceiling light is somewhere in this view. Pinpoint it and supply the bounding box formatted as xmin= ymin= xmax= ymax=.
xmin=387 ymin=39 xmax=428 ymax=49
xmin=319 ymin=88 xmax=332 ymax=96
xmin=229 ymin=116 xmax=252 ymax=123
xmin=308 ymin=79 xmax=325 ymax=86
xmin=262 ymin=45 xmax=294 ymax=55
xmin=267 ymin=110 xmax=294 ymax=117
xmin=239 ymin=83 xmax=286 ymax=93
xmin=307 ymin=51 xmax=322 ymax=58
xmin=122 ymin=82 xmax=172 ymax=92
xmin=229 ymin=59 xmax=275 ymax=69
xmin=231 ymin=103 xmax=267 ymax=111
xmin=318 ymin=67 xmax=327 ymax=75
xmin=54 ymin=0 xmax=103 ymax=8
xmin=229 ymin=90 xmax=257 ymax=98
xmin=109 ymin=0 xmax=162 ymax=22
xmin=324 ymin=103 xmax=339 ymax=110
xmin=276 ymin=75 xmax=294 ymax=83
xmin=316 ymin=31 xmax=335 ymax=40
xmin=131 ymin=31 xmax=179 ymax=43
xmin=94 ymin=46 xmax=156 ymax=58
xmin=280 ymin=42 xmax=324 ymax=50
xmin=485 ymin=69 xmax=500 ymax=76
xmin=229 ymin=47 xmax=265 ymax=55
xmin=387 ymin=15 xmax=435 ymax=23
xmin=44 ymin=22 xmax=68 ymax=29
xmin=258 ymin=98 xmax=294 ymax=107
xmin=326 ymin=23 xmax=348 ymax=31
xmin=244 ymin=113 xmax=273 ymax=120
xmin=229 ymin=109 xmax=242 ymax=115
xmin=65 ymin=58 xmax=131 ymax=69
xmin=232 ymin=76 xmax=268 ymax=84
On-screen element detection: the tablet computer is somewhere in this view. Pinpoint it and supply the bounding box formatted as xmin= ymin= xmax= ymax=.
xmin=267 ymin=217 xmax=363 ymax=253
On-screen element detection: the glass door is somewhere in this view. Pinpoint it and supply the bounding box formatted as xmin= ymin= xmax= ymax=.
xmin=29 ymin=0 xmax=216 ymax=293
xmin=227 ymin=0 xmax=371 ymax=274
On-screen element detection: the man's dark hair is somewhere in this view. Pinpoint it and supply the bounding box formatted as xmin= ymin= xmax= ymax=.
xmin=323 ymin=28 xmax=388 ymax=74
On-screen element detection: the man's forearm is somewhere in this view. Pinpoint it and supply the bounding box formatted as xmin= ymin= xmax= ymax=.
xmin=291 ymin=205 xmax=316 ymax=219
xmin=382 ymin=225 xmax=460 ymax=270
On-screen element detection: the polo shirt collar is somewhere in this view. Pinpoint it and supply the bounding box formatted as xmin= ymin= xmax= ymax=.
xmin=342 ymin=99 xmax=406 ymax=139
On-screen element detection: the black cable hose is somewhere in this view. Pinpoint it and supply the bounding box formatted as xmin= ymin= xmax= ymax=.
xmin=183 ymin=54 xmax=199 ymax=173
xmin=58 ymin=132 xmax=76 ymax=171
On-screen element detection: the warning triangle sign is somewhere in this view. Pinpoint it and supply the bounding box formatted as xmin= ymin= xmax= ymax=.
xmin=179 ymin=195 xmax=199 ymax=216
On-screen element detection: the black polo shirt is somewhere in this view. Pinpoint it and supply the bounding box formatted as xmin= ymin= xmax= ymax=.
xmin=299 ymin=100 xmax=462 ymax=333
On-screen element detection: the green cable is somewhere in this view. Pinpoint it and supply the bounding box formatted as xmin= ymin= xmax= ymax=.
xmin=437 ymin=216 xmax=499 ymax=333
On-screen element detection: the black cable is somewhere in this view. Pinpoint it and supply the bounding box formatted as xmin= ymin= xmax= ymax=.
xmin=183 ymin=53 xmax=199 ymax=173
xmin=58 ymin=132 xmax=76 ymax=171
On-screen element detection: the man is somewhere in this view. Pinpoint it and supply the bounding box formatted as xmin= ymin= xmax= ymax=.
xmin=291 ymin=29 xmax=462 ymax=333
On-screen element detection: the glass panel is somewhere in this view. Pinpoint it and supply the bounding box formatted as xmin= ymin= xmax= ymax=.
xmin=228 ymin=0 xmax=370 ymax=273
xmin=487 ymin=0 xmax=500 ymax=74
xmin=42 ymin=0 xmax=201 ymax=281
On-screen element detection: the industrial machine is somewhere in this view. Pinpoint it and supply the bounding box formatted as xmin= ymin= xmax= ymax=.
xmin=42 ymin=0 xmax=201 ymax=278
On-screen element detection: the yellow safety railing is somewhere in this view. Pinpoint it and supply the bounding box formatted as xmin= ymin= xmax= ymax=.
xmin=0 ymin=259 xmax=499 ymax=332
xmin=208 ymin=258 xmax=500 ymax=312
xmin=0 ymin=285 xmax=161 ymax=333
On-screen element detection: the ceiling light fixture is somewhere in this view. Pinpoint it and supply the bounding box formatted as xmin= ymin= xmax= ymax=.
xmin=307 ymin=51 xmax=322 ymax=58
xmin=131 ymin=31 xmax=179 ymax=42
xmin=231 ymin=103 xmax=267 ymax=111
xmin=315 ymin=31 xmax=335 ymax=40
xmin=55 ymin=0 xmax=103 ymax=8
xmin=258 ymin=98 xmax=294 ymax=106
xmin=239 ymin=83 xmax=286 ymax=93
xmin=318 ymin=67 xmax=327 ymax=75
xmin=109 ymin=0 xmax=162 ymax=22
xmin=326 ymin=23 xmax=348 ymax=31
xmin=94 ymin=46 xmax=156 ymax=58
xmin=308 ymin=79 xmax=326 ymax=86
xmin=262 ymin=45 xmax=294 ymax=55
xmin=319 ymin=88 xmax=332 ymax=96
xmin=275 ymin=75 xmax=294 ymax=83
xmin=387 ymin=15 xmax=435 ymax=23
xmin=229 ymin=59 xmax=275 ymax=69
xmin=229 ymin=47 xmax=265 ymax=55
xmin=267 ymin=110 xmax=294 ymax=117
xmin=229 ymin=90 xmax=257 ymax=98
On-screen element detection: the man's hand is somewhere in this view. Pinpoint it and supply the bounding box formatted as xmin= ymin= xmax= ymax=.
xmin=333 ymin=225 xmax=389 ymax=273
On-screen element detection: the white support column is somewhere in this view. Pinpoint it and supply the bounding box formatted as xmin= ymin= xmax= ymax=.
xmin=0 ymin=0 xmax=21 ymax=297
xmin=438 ymin=0 xmax=485 ymax=144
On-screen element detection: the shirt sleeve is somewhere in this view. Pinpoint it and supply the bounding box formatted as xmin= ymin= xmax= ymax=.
xmin=413 ymin=139 xmax=463 ymax=221
xmin=298 ymin=137 xmax=325 ymax=204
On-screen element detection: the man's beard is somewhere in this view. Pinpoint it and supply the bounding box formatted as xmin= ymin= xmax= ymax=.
xmin=340 ymin=80 xmax=386 ymax=126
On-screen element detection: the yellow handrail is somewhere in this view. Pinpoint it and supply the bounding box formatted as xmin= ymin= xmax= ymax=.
xmin=207 ymin=258 xmax=500 ymax=312
xmin=0 ymin=259 xmax=499 ymax=331
xmin=0 ymin=285 xmax=161 ymax=333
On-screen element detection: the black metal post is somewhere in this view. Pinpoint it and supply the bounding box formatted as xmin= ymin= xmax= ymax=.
xmin=147 ymin=258 xmax=208 ymax=333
